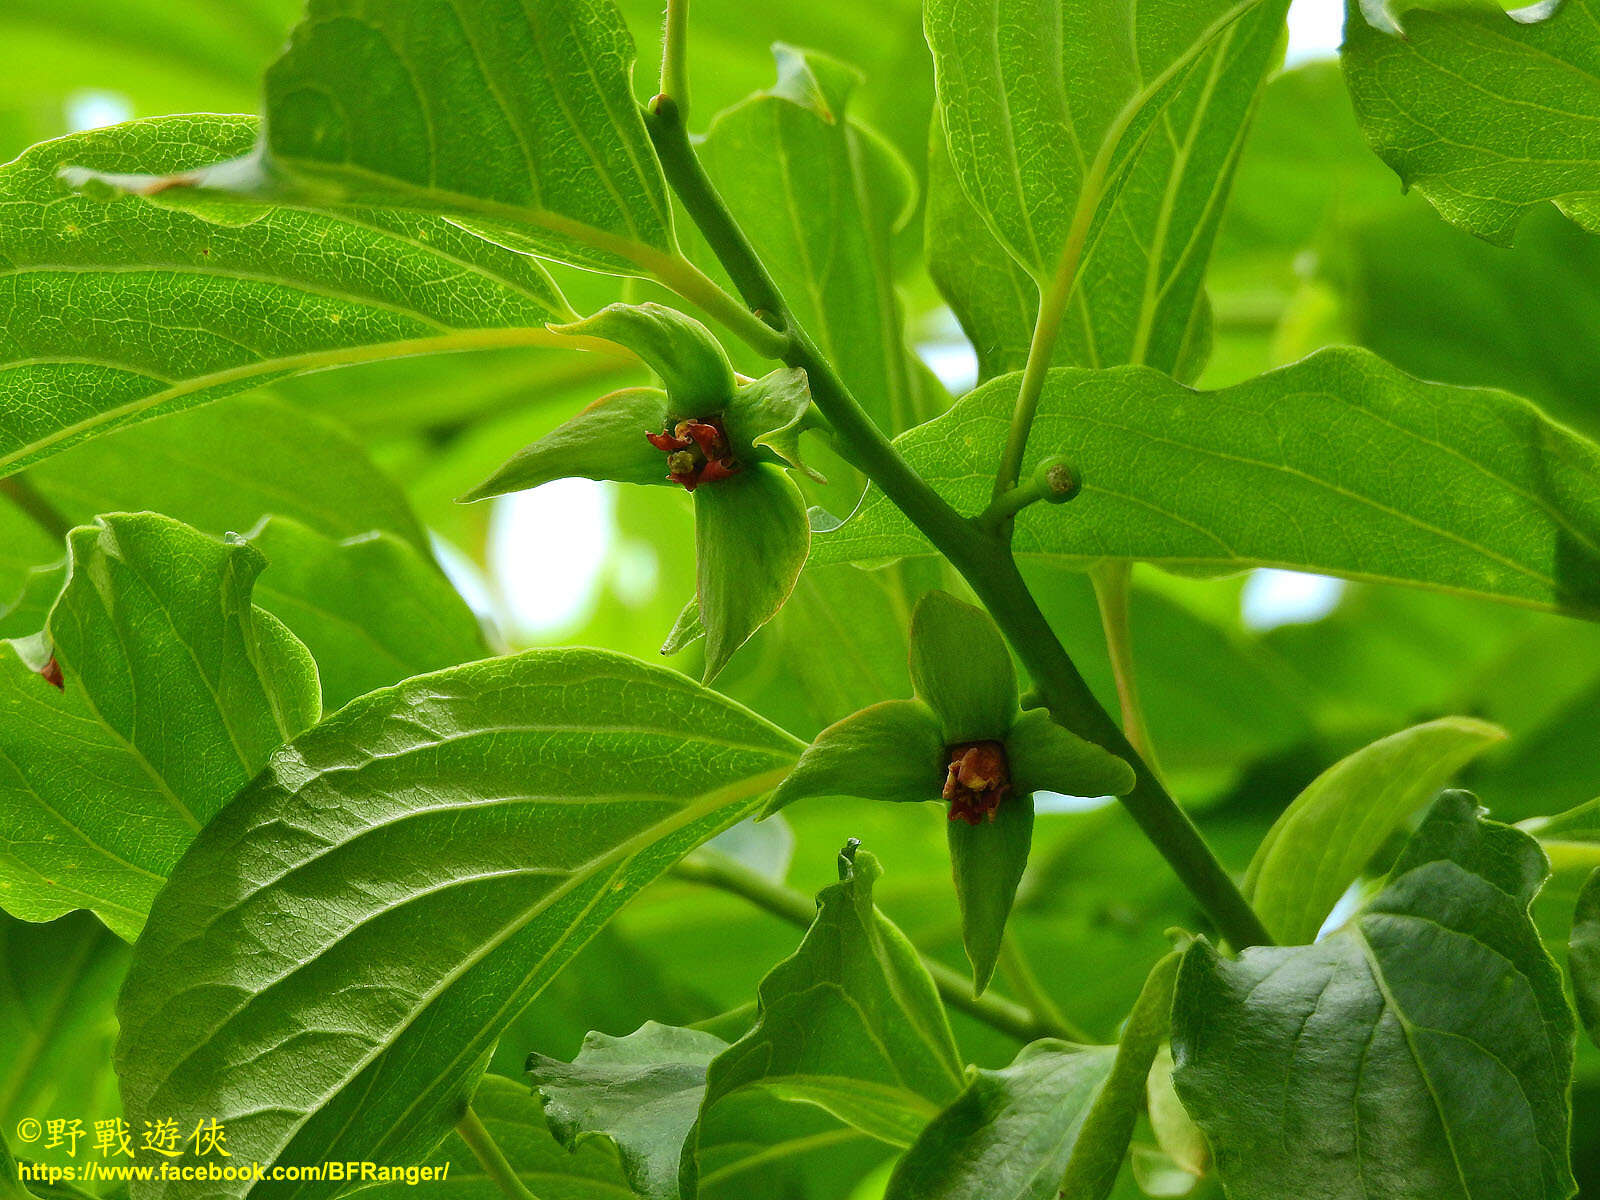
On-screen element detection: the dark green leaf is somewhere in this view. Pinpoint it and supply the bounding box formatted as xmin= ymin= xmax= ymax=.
xmin=1246 ymin=716 xmax=1507 ymax=945
xmin=814 ymin=349 xmax=1600 ymax=621
xmin=1342 ymin=0 xmax=1600 ymax=245
xmin=0 ymin=514 xmax=319 ymax=939
xmin=685 ymin=850 xmax=964 ymax=1189
xmin=115 ymin=649 xmax=799 ymax=1200
xmin=531 ymin=1023 xmax=727 ymax=1200
xmin=1173 ymin=792 xmax=1576 ymax=1200
xmin=948 ymin=796 xmax=1033 ymax=995
xmin=1 ymin=117 xmax=570 ymax=479
xmin=245 ymin=516 xmax=487 ymax=711
xmin=909 ymin=591 xmax=1016 ymax=743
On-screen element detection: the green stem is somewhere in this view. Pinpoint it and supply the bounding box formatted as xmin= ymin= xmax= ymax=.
xmin=672 ymin=853 xmax=1070 ymax=1043
xmin=0 ymin=476 xmax=72 ymax=541
xmin=1091 ymin=561 xmax=1162 ymax=774
xmin=659 ymin=0 xmax=691 ymax=118
xmin=644 ymin=98 xmax=1271 ymax=951
xmin=455 ymin=1107 xmax=539 ymax=1200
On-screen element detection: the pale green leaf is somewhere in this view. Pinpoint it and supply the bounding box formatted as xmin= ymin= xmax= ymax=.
xmin=360 ymin=1074 xmax=631 ymax=1200
xmin=685 ymin=850 xmax=964 ymax=1190
xmin=1342 ymin=0 xmax=1600 ymax=245
xmin=1246 ymin=716 xmax=1507 ymax=945
xmin=245 ymin=516 xmax=487 ymax=711
xmin=530 ymin=1023 xmax=727 ymax=1200
xmin=0 ymin=514 xmax=320 ymax=940
xmin=1174 ymin=792 xmax=1576 ymax=1200
xmin=813 ymin=348 xmax=1600 ymax=620
xmin=1 ymin=116 xmax=569 ymax=480
xmin=925 ymin=0 xmax=1290 ymax=377
xmin=115 ymin=649 xmax=799 ymax=1200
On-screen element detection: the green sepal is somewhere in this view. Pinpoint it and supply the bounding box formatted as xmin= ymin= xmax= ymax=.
xmin=659 ymin=595 xmax=703 ymax=656
xmin=695 ymin=465 xmax=810 ymax=683
xmin=910 ymin=591 xmax=1018 ymax=742
xmin=460 ymin=387 xmax=672 ymax=501
xmin=1006 ymin=707 xmax=1136 ymax=799
xmin=726 ymin=367 xmax=827 ymax=482
xmin=948 ymin=793 xmax=1034 ymax=995
xmin=553 ymin=303 xmax=735 ymax=410
xmin=761 ymin=699 xmax=946 ymax=818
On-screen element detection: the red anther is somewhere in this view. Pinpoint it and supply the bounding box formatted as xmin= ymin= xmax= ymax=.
xmin=942 ymin=741 xmax=1010 ymax=825
xmin=646 ymin=415 xmax=740 ymax=490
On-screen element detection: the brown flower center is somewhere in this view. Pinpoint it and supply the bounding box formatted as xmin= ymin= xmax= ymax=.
xmin=942 ymin=740 xmax=1010 ymax=825
xmin=646 ymin=416 xmax=740 ymax=491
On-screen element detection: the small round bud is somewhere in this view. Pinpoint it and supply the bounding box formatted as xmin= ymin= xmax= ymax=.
xmin=1032 ymin=456 xmax=1081 ymax=504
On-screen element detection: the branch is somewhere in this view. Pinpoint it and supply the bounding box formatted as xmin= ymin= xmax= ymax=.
xmin=455 ymin=1106 xmax=540 ymax=1200
xmin=643 ymin=96 xmax=1272 ymax=951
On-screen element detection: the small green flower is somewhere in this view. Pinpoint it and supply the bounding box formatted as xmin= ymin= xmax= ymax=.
xmin=763 ymin=590 xmax=1137 ymax=993
xmin=461 ymin=302 xmax=821 ymax=682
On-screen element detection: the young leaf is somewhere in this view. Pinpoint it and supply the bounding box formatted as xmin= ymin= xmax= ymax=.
xmin=361 ymin=1074 xmax=631 ymax=1200
xmin=1342 ymin=0 xmax=1600 ymax=245
xmin=1576 ymin=867 xmax=1600 ymax=1049
xmin=1246 ymin=716 xmax=1507 ymax=945
xmin=244 ymin=517 xmax=488 ymax=711
xmin=530 ymin=1023 xmax=728 ymax=1200
xmin=884 ymin=954 xmax=1179 ymax=1200
xmin=684 ymin=850 xmax=964 ymax=1191
xmin=813 ymin=348 xmax=1600 ymax=622
xmin=0 ymin=117 xmax=571 ymax=480
xmin=694 ymin=467 xmax=810 ymax=682
xmin=925 ymin=0 xmax=1290 ymax=377
xmin=947 ymin=796 xmax=1034 ymax=995
xmin=70 ymin=0 xmax=678 ymax=275
xmin=1173 ymin=792 xmax=1577 ymax=1200
xmin=0 ymin=514 xmax=320 ymax=940
xmin=698 ymin=46 xmax=935 ymax=434
xmin=115 ymin=649 xmax=800 ymax=1200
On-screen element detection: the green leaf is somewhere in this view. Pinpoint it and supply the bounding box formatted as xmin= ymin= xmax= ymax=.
xmin=1342 ymin=0 xmax=1600 ymax=245
xmin=948 ymin=795 xmax=1033 ymax=995
xmin=763 ymin=699 xmax=946 ymax=816
xmin=115 ymin=649 xmax=799 ymax=1199
xmin=556 ymin=304 xmax=734 ymax=410
xmin=25 ymin=394 xmax=432 ymax=550
xmin=73 ymin=0 xmax=678 ymax=275
xmin=530 ymin=1023 xmax=728 ymax=1200
xmin=244 ymin=516 xmax=487 ymax=711
xmin=685 ymin=850 xmax=964 ymax=1190
xmin=695 ymin=467 xmax=809 ymax=683
xmin=884 ymin=1040 xmax=1116 ymax=1200
xmin=1004 ymin=708 xmax=1137 ymax=799
xmin=1246 ymin=716 xmax=1507 ymax=945
xmin=925 ymin=0 xmax=1290 ymax=377
xmin=0 ymin=912 xmax=129 ymax=1136
xmin=1173 ymin=792 xmax=1577 ymax=1200
xmin=0 ymin=514 xmax=320 ymax=940
xmin=359 ymin=1074 xmax=631 ymax=1200
xmin=1576 ymin=868 xmax=1600 ymax=1049
xmin=1 ymin=117 xmax=570 ymax=480
xmin=813 ymin=348 xmax=1600 ymax=621
xmin=698 ymin=45 xmax=933 ymax=435
xmin=909 ymin=591 xmax=1017 ymax=742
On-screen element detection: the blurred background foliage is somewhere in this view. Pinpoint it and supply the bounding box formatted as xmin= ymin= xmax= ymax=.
xmin=2 ymin=0 xmax=1597 ymax=1195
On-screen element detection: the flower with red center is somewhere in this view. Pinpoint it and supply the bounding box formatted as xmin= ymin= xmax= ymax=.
xmin=942 ymin=740 xmax=1011 ymax=824
xmin=762 ymin=591 xmax=1137 ymax=994
xmin=645 ymin=416 xmax=741 ymax=491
